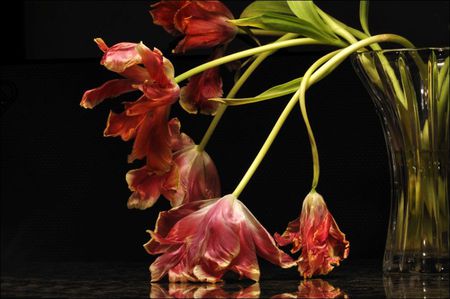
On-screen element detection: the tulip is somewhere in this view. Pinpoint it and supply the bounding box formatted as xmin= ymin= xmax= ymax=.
xmin=179 ymin=47 xmax=223 ymax=115
xmin=275 ymin=192 xmax=350 ymax=278
xmin=150 ymin=0 xmax=238 ymax=53
xmin=145 ymin=194 xmax=295 ymax=282
xmin=80 ymin=39 xmax=179 ymax=173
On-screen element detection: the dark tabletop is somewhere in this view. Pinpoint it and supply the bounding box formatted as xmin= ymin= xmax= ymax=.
xmin=1 ymin=259 xmax=448 ymax=298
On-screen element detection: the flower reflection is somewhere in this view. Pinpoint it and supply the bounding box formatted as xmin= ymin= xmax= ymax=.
xmin=272 ymin=279 xmax=347 ymax=299
xmin=150 ymin=282 xmax=260 ymax=298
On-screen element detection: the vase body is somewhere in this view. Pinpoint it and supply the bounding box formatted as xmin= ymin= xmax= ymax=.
xmin=352 ymin=48 xmax=449 ymax=273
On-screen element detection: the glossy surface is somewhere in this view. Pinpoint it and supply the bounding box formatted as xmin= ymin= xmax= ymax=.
xmin=1 ymin=259 xmax=448 ymax=298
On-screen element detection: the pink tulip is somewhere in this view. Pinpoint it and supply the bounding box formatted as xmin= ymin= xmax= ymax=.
xmin=145 ymin=194 xmax=295 ymax=282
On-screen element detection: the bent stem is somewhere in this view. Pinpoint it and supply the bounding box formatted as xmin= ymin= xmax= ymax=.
xmin=232 ymin=34 xmax=414 ymax=198
xmin=174 ymin=38 xmax=325 ymax=83
xmin=232 ymin=51 xmax=339 ymax=198
xmin=298 ymin=52 xmax=340 ymax=190
xmin=197 ymin=34 xmax=301 ymax=152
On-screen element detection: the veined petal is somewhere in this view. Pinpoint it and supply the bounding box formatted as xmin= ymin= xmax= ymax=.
xmin=126 ymin=166 xmax=174 ymax=210
xmin=80 ymin=79 xmax=136 ymax=109
xmin=149 ymin=0 xmax=187 ymax=35
xmin=103 ymin=110 xmax=145 ymax=141
xmin=150 ymin=244 xmax=185 ymax=282
xmin=230 ymin=221 xmax=260 ymax=281
xmin=239 ymin=201 xmax=296 ymax=269
xmin=173 ymin=1 xmax=237 ymax=53
xmin=128 ymin=106 xmax=172 ymax=173
xmin=144 ymin=198 xmax=217 ymax=254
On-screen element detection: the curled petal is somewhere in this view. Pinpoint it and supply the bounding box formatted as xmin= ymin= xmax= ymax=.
xmin=168 ymin=118 xmax=194 ymax=152
xmin=80 ymin=79 xmax=135 ymax=109
xmin=179 ymin=48 xmax=223 ymax=115
xmin=97 ymin=40 xmax=142 ymax=73
xmin=274 ymin=217 xmax=301 ymax=253
xmin=126 ymin=165 xmax=179 ymax=210
xmin=276 ymin=192 xmax=350 ymax=278
xmin=128 ymin=83 xmax=180 ymax=113
xmin=135 ymin=43 xmax=175 ymax=86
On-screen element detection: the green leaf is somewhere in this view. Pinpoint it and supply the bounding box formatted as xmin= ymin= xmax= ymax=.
xmin=230 ymin=13 xmax=334 ymax=43
xmin=359 ymin=1 xmax=371 ymax=36
xmin=287 ymin=1 xmax=336 ymax=38
xmin=241 ymin=1 xmax=294 ymax=18
xmin=211 ymin=77 xmax=303 ymax=106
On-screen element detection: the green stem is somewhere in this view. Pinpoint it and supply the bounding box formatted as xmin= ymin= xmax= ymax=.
xmin=174 ymin=38 xmax=324 ymax=83
xmin=317 ymin=8 xmax=358 ymax=45
xmin=299 ymin=50 xmax=341 ymax=190
xmin=237 ymin=28 xmax=286 ymax=37
xmin=232 ymin=34 xmax=414 ymax=198
xmin=197 ymin=33 xmax=301 ymax=152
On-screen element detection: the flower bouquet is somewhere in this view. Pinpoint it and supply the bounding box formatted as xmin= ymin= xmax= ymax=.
xmin=80 ymin=0 xmax=449 ymax=281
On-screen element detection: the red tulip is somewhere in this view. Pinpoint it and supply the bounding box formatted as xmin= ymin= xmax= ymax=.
xmin=150 ymin=0 xmax=238 ymax=53
xmin=80 ymin=39 xmax=179 ymax=173
xmin=179 ymin=48 xmax=223 ymax=115
xmin=145 ymin=194 xmax=295 ymax=282
xmin=275 ymin=192 xmax=350 ymax=279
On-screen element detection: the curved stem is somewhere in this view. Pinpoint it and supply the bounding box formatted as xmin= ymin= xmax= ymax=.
xmin=174 ymin=38 xmax=324 ymax=83
xmin=232 ymin=52 xmax=339 ymax=198
xmin=237 ymin=28 xmax=286 ymax=37
xmin=197 ymin=34 xmax=300 ymax=152
xmin=299 ymin=50 xmax=341 ymax=190
xmin=317 ymin=8 xmax=358 ymax=45
xmin=232 ymin=34 xmax=414 ymax=198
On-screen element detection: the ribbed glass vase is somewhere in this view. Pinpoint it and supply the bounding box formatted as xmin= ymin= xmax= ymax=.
xmin=352 ymin=47 xmax=449 ymax=273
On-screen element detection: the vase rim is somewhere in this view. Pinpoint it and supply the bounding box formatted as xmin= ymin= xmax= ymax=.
xmin=353 ymin=46 xmax=449 ymax=56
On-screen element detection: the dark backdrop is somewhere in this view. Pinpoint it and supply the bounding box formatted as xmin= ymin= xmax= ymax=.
xmin=1 ymin=1 xmax=449 ymax=273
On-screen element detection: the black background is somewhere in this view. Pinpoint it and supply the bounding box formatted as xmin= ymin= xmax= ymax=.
xmin=1 ymin=0 xmax=449 ymax=274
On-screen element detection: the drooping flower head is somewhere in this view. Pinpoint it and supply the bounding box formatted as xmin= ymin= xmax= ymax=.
xmin=80 ymin=38 xmax=180 ymax=173
xmin=145 ymin=194 xmax=295 ymax=282
xmin=150 ymin=0 xmax=238 ymax=53
xmin=126 ymin=118 xmax=221 ymax=209
xmin=179 ymin=47 xmax=224 ymax=115
xmin=275 ymin=192 xmax=350 ymax=279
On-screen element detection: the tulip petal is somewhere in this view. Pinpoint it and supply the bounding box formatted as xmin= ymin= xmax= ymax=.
xmin=99 ymin=41 xmax=142 ymax=73
xmin=80 ymin=79 xmax=136 ymax=109
xmin=103 ymin=110 xmax=145 ymax=141
xmin=150 ymin=244 xmax=185 ymax=282
xmin=149 ymin=0 xmax=187 ymax=35
xmin=240 ymin=203 xmax=296 ymax=269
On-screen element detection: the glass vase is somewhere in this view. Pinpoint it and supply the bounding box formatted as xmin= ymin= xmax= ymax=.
xmin=352 ymin=47 xmax=449 ymax=273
